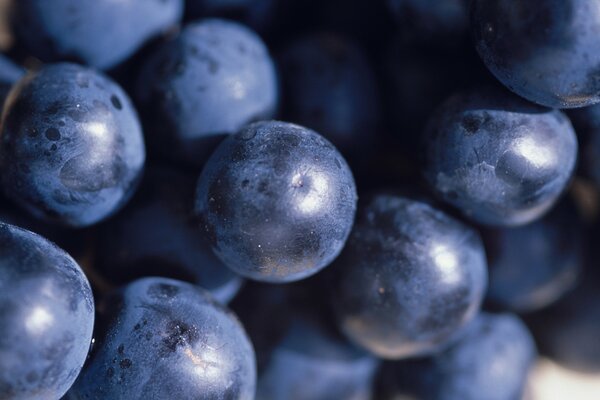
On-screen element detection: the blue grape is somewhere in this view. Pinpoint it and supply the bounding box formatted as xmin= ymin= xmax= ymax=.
xmin=0 ymin=222 xmax=94 ymax=400
xmin=471 ymin=0 xmax=600 ymax=108
xmin=195 ymin=120 xmax=357 ymax=283
xmin=424 ymin=86 xmax=578 ymax=226
xmin=377 ymin=312 xmax=536 ymax=400
xmin=68 ymin=277 xmax=256 ymax=399
xmin=135 ymin=19 xmax=278 ymax=167
xmin=485 ymin=201 xmax=583 ymax=313
xmin=0 ymin=63 xmax=146 ymax=227
xmin=333 ymin=194 xmax=487 ymax=359
xmin=9 ymin=0 xmax=183 ymax=70
xmin=257 ymin=318 xmax=379 ymax=400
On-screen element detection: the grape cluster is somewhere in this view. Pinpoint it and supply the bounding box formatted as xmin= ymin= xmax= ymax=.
xmin=0 ymin=1 xmax=597 ymax=399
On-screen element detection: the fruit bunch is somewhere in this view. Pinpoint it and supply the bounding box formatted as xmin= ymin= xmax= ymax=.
xmin=0 ymin=1 xmax=598 ymax=399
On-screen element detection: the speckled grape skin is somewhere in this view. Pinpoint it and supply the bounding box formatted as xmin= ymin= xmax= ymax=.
xmin=68 ymin=277 xmax=256 ymax=400
xmin=278 ymin=33 xmax=381 ymax=155
xmin=333 ymin=195 xmax=487 ymax=359
xmin=257 ymin=318 xmax=379 ymax=400
xmin=0 ymin=222 xmax=94 ymax=400
xmin=96 ymin=166 xmax=242 ymax=304
xmin=485 ymin=202 xmax=583 ymax=313
xmin=471 ymin=0 xmax=600 ymax=108
xmin=195 ymin=120 xmax=357 ymax=283
xmin=0 ymin=63 xmax=146 ymax=228
xmin=135 ymin=19 xmax=278 ymax=166
xmin=424 ymin=87 xmax=578 ymax=227
xmin=377 ymin=313 xmax=536 ymax=400
xmin=9 ymin=0 xmax=183 ymax=70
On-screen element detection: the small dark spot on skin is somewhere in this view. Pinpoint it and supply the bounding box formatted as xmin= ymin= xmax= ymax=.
xmin=146 ymin=332 xmax=152 ymax=341
xmin=51 ymin=144 xmax=57 ymax=151
xmin=147 ymin=283 xmax=179 ymax=299
xmin=45 ymin=128 xmax=61 ymax=141
xmin=110 ymin=95 xmax=122 ymax=110
xmin=120 ymin=359 xmax=132 ymax=369
xmin=107 ymin=367 xmax=115 ymax=378
xmin=258 ymin=181 xmax=269 ymax=194
xmin=161 ymin=321 xmax=199 ymax=354
xmin=462 ymin=115 xmax=482 ymax=135
xmin=117 ymin=344 xmax=124 ymax=354
xmin=45 ymin=102 xmax=63 ymax=115
xmin=25 ymin=371 xmax=38 ymax=383
xmin=134 ymin=323 xmax=141 ymax=331
xmin=241 ymin=179 xmax=249 ymax=187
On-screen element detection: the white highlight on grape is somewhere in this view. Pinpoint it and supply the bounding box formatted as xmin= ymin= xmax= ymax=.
xmin=25 ymin=306 xmax=54 ymax=335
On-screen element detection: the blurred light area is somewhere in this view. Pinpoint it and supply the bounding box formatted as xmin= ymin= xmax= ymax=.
xmin=430 ymin=243 xmax=461 ymax=285
xmin=0 ymin=0 xmax=12 ymax=50
xmin=527 ymin=357 xmax=600 ymax=400
xmin=25 ymin=306 xmax=54 ymax=335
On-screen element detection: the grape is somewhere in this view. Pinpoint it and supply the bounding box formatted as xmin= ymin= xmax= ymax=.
xmin=0 ymin=63 xmax=145 ymax=227
xmin=0 ymin=222 xmax=94 ymax=400
xmin=195 ymin=120 xmax=357 ymax=283
xmin=333 ymin=194 xmax=487 ymax=359
xmin=68 ymin=277 xmax=256 ymax=399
